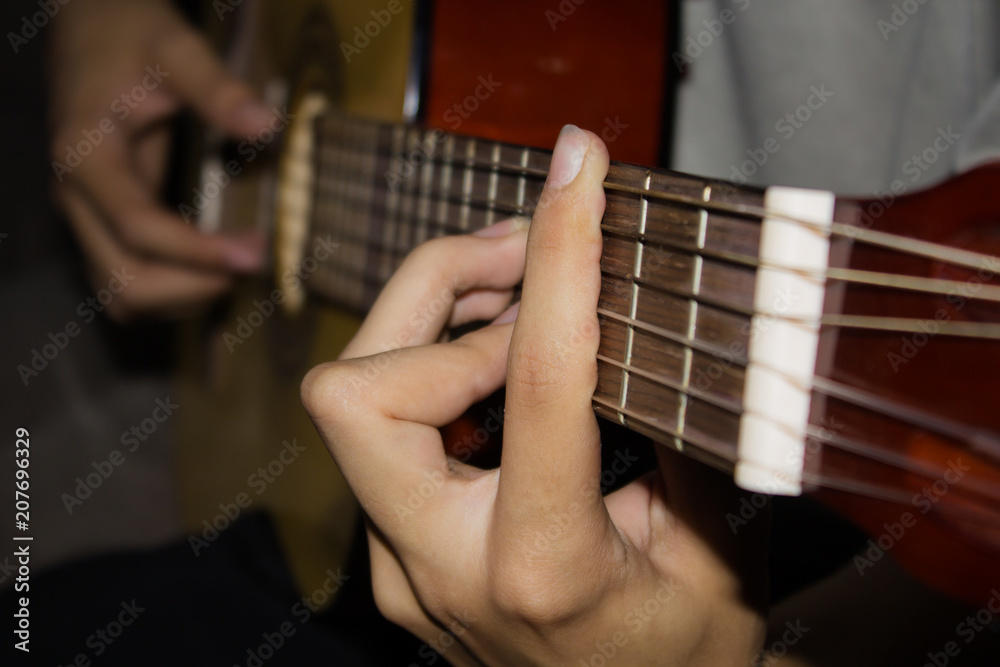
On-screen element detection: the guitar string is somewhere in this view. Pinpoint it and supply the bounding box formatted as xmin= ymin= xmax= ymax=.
xmin=593 ymin=305 xmax=1000 ymax=467
xmin=311 ymin=131 xmax=1000 ymax=351
xmin=308 ymin=121 xmax=1000 ymax=503
xmin=590 ymin=393 xmax=1000 ymax=524
xmin=319 ymin=119 xmax=999 ymax=276
xmin=312 ymin=189 xmax=1000 ymax=340
xmin=312 ymin=129 xmax=1000 ymax=450
xmin=306 ymin=217 xmax=1000 ymax=493
xmin=316 ymin=127 xmax=1000 ymax=309
xmin=312 ymin=151 xmax=1000 ymax=340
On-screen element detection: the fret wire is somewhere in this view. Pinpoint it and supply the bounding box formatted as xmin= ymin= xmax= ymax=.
xmin=591 ymin=395 xmax=739 ymax=464
xmin=342 ymin=128 xmax=356 ymax=296
xmin=437 ymin=135 xmax=455 ymax=235
xmin=677 ymin=187 xmax=713 ymax=445
xmin=486 ymin=142 xmax=500 ymax=226
xmin=620 ymin=172 xmax=653 ymax=428
xmin=348 ymin=126 xmax=362 ymax=297
xmin=460 ymin=139 xmax=476 ymax=230
xmin=517 ymin=147 xmax=528 ymax=209
xmin=382 ymin=126 xmax=405 ymax=282
xmin=368 ymin=126 xmax=388 ymax=303
xmin=598 ymin=307 xmax=748 ymax=365
xmin=398 ymin=127 xmax=420 ymax=256
xmin=346 ymin=124 xmax=366 ymax=305
xmin=597 ymin=354 xmax=742 ymax=417
xmin=332 ymin=127 xmax=348 ymax=297
xmin=680 ymin=287 xmax=698 ymax=445
xmin=416 ymin=128 xmax=435 ymax=245
xmin=346 ymin=126 xmax=360 ymax=303
xmin=354 ymin=125 xmax=375 ymax=302
xmin=618 ymin=286 xmax=635 ymax=427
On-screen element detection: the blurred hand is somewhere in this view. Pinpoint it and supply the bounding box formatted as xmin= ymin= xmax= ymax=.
xmin=302 ymin=126 xmax=768 ymax=665
xmin=50 ymin=0 xmax=270 ymax=320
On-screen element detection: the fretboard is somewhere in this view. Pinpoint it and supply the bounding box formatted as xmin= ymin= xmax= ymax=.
xmin=303 ymin=114 xmax=769 ymax=476
xmin=286 ymin=111 xmax=1000 ymax=532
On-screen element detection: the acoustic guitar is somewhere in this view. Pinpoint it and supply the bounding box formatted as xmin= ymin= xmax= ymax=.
xmin=175 ymin=0 xmax=1000 ymax=609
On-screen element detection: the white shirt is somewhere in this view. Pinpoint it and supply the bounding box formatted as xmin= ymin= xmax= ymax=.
xmin=672 ymin=0 xmax=1000 ymax=195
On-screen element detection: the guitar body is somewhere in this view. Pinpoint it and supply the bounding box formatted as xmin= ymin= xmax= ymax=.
xmin=175 ymin=0 xmax=674 ymax=597
xmin=176 ymin=0 xmax=999 ymax=611
xmin=816 ymin=166 xmax=1000 ymax=606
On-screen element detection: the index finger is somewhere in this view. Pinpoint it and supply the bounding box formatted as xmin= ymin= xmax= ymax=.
xmin=496 ymin=126 xmax=610 ymax=534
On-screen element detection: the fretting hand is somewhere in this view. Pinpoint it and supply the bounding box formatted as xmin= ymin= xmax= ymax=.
xmin=302 ymin=126 xmax=768 ymax=665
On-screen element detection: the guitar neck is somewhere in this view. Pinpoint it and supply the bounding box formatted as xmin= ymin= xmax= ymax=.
xmin=287 ymin=111 xmax=1000 ymax=528
xmin=298 ymin=113 xmax=772 ymax=473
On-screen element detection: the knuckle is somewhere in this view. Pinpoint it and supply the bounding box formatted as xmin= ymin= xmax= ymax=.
xmin=300 ymin=361 xmax=363 ymax=422
xmin=486 ymin=560 xmax=580 ymax=627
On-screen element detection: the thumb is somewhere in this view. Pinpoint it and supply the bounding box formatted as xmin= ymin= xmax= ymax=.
xmin=155 ymin=23 xmax=273 ymax=138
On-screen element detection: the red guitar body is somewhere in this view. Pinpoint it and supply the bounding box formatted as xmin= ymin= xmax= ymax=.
xmin=422 ymin=0 xmax=1000 ymax=607
xmin=819 ymin=165 xmax=1000 ymax=607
